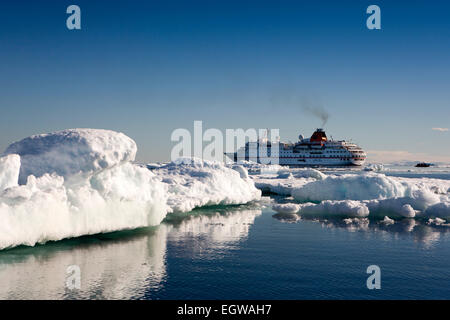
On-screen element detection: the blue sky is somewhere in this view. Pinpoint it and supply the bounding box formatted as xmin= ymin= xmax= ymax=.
xmin=0 ymin=0 xmax=449 ymax=163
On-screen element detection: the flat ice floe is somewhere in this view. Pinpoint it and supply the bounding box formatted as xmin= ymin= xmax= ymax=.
xmin=298 ymin=200 xmax=370 ymax=218
xmin=236 ymin=160 xmax=287 ymax=174
xmin=272 ymin=200 xmax=370 ymax=217
xmin=0 ymin=129 xmax=261 ymax=249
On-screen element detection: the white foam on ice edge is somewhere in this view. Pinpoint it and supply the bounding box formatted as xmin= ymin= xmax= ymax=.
xmin=0 ymin=129 xmax=261 ymax=249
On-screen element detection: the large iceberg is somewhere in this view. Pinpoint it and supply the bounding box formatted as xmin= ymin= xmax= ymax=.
xmin=0 ymin=129 xmax=262 ymax=250
xmin=0 ymin=129 xmax=168 ymax=249
xmin=4 ymin=128 xmax=137 ymax=184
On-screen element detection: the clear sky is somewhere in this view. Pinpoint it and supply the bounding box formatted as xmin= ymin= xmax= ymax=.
xmin=1 ymin=0 xmax=449 ymax=163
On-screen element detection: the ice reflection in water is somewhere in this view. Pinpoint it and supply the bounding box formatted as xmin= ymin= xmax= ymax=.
xmin=272 ymin=213 xmax=450 ymax=247
xmin=0 ymin=205 xmax=262 ymax=299
xmin=0 ymin=227 xmax=168 ymax=299
xmin=2 ymin=201 xmax=449 ymax=300
xmin=165 ymin=207 xmax=262 ymax=259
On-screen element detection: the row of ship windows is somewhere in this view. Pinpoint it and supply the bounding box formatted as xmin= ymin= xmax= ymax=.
xmin=281 ymin=151 xmax=350 ymax=154
xmin=297 ymin=157 xmax=354 ymax=160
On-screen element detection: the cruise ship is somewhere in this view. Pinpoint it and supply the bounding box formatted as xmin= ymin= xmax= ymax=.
xmin=226 ymin=128 xmax=366 ymax=166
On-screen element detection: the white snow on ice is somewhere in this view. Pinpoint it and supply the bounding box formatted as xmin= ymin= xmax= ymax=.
xmin=0 ymin=128 xmax=168 ymax=249
xmin=251 ymin=167 xmax=450 ymax=219
xmin=0 ymin=130 xmax=260 ymax=249
xmin=298 ymin=200 xmax=370 ymax=218
xmin=4 ymin=128 xmax=137 ymax=184
xmin=0 ymin=154 xmax=20 ymax=191
xmin=253 ymin=167 xmax=325 ymax=195
xmin=149 ymin=158 xmax=261 ymax=213
xmin=272 ymin=203 xmax=301 ymax=214
xmin=236 ymin=160 xmax=287 ymax=174
xmin=380 ymin=216 xmax=395 ymax=225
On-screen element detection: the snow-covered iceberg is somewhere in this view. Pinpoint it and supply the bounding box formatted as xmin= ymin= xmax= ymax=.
xmin=149 ymin=158 xmax=261 ymax=213
xmin=298 ymin=200 xmax=370 ymax=218
xmin=253 ymin=168 xmax=325 ymax=195
xmin=252 ymin=167 xmax=450 ymax=219
xmin=4 ymin=128 xmax=137 ymax=184
xmin=0 ymin=129 xmax=168 ymax=250
xmin=288 ymin=172 xmax=450 ymax=218
xmin=0 ymin=129 xmax=262 ymax=250
xmin=291 ymin=173 xmax=411 ymax=202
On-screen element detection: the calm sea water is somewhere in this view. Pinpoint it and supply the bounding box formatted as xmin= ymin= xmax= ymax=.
xmin=0 ymin=169 xmax=449 ymax=300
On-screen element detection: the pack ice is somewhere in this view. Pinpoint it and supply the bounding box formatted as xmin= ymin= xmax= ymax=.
xmin=261 ymin=169 xmax=450 ymax=219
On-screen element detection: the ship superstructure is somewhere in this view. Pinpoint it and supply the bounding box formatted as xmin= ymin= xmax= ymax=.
xmin=226 ymin=128 xmax=366 ymax=166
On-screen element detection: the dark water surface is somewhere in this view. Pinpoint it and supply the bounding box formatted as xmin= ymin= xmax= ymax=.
xmin=0 ymin=201 xmax=449 ymax=299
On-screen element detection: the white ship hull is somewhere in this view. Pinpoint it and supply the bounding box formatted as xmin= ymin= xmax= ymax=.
xmin=227 ymin=155 xmax=365 ymax=167
xmin=276 ymin=156 xmax=365 ymax=166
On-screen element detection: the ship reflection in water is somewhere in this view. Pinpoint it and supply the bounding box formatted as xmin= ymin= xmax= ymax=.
xmin=1 ymin=205 xmax=450 ymax=299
